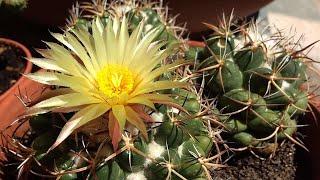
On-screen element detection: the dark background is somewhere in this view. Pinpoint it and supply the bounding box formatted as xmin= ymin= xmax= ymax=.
xmin=0 ymin=0 xmax=272 ymax=53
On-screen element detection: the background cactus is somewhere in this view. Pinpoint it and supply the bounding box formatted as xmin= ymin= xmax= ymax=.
xmin=66 ymin=0 xmax=185 ymax=49
xmin=190 ymin=15 xmax=314 ymax=153
xmin=0 ymin=0 xmax=27 ymax=12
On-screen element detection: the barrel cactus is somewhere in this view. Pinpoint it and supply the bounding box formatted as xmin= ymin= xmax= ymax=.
xmin=0 ymin=1 xmax=316 ymax=179
xmin=66 ymin=0 xmax=184 ymax=49
xmin=0 ymin=1 xmax=224 ymax=179
xmin=0 ymin=0 xmax=27 ymax=12
xmin=190 ymin=16 xmax=313 ymax=153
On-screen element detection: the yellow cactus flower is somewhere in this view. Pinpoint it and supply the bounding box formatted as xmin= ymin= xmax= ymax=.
xmin=26 ymin=16 xmax=187 ymax=151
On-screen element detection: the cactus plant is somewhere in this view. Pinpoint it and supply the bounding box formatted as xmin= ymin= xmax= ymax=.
xmin=66 ymin=0 xmax=185 ymax=49
xmin=0 ymin=89 xmax=223 ymax=179
xmin=0 ymin=1 xmax=226 ymax=179
xmin=192 ymin=16 xmax=314 ymax=153
xmin=0 ymin=0 xmax=27 ymax=12
xmin=0 ymin=1 xmax=317 ymax=179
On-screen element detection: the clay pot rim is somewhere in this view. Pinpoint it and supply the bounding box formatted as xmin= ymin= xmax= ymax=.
xmin=0 ymin=38 xmax=33 ymax=102
xmin=187 ymin=40 xmax=206 ymax=48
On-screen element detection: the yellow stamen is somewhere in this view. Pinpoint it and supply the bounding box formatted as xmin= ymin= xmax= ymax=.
xmin=96 ymin=64 xmax=134 ymax=98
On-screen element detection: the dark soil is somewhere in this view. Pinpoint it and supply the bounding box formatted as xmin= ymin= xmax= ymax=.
xmin=0 ymin=42 xmax=25 ymax=94
xmin=214 ymin=142 xmax=301 ymax=180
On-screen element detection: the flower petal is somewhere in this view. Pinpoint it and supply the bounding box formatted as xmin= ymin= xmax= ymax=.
xmin=70 ymin=27 xmax=98 ymax=71
xmin=137 ymin=59 xmax=189 ymax=86
xmin=109 ymin=112 xmax=122 ymax=150
xmin=111 ymin=105 xmax=127 ymax=132
xmin=25 ymin=71 xmax=93 ymax=94
xmin=105 ymin=19 xmax=117 ymax=64
xmin=127 ymin=96 xmax=156 ymax=110
xmin=134 ymin=94 xmax=173 ymax=102
xmin=123 ymin=21 xmax=144 ymax=65
xmin=125 ymin=106 xmax=148 ymax=140
xmin=47 ymin=104 xmax=110 ymax=152
xmin=129 ymin=27 xmax=162 ymax=68
xmin=32 ymin=92 xmax=101 ymax=109
xmin=118 ymin=16 xmax=129 ymax=64
xmin=42 ymin=42 xmax=92 ymax=80
xmin=28 ymin=58 xmax=67 ymax=73
xmin=132 ymin=81 xmax=187 ymax=96
xmin=92 ymin=18 xmax=106 ymax=67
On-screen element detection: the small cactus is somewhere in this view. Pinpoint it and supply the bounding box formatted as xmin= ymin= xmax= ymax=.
xmin=191 ymin=15 xmax=314 ymax=153
xmin=66 ymin=0 xmax=184 ymax=49
xmin=0 ymin=0 xmax=27 ymax=12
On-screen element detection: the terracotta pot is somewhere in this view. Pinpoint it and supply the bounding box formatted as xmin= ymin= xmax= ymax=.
xmin=187 ymin=40 xmax=206 ymax=48
xmin=0 ymin=38 xmax=32 ymax=101
xmin=0 ymin=38 xmax=45 ymax=137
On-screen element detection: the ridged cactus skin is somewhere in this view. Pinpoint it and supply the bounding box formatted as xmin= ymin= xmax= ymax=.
xmin=21 ymin=86 xmax=213 ymax=179
xmin=190 ymin=20 xmax=310 ymax=151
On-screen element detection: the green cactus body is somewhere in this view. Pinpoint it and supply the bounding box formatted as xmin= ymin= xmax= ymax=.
xmin=274 ymin=56 xmax=307 ymax=87
xmin=287 ymin=90 xmax=308 ymax=115
xmin=179 ymin=141 xmax=205 ymax=178
xmin=193 ymin=19 xmax=308 ymax=150
xmin=155 ymin=119 xmax=187 ymax=148
xmin=243 ymin=67 xmax=273 ymax=95
xmin=215 ymin=60 xmax=244 ymax=91
xmin=117 ymin=138 xmax=148 ymax=172
xmin=186 ymin=46 xmax=206 ymax=61
xmin=265 ymin=86 xmax=297 ymax=105
xmin=277 ymin=119 xmax=297 ymax=140
xmin=234 ymin=44 xmax=266 ymax=71
xmin=183 ymin=119 xmax=208 ymax=137
xmin=159 ymin=88 xmax=200 ymax=115
xmin=224 ymin=119 xmax=248 ymax=134
xmin=31 ymin=131 xmax=58 ymax=159
xmin=233 ymin=132 xmax=259 ymax=146
xmin=205 ymin=35 xmax=235 ymax=57
xmin=57 ymin=153 xmax=87 ymax=180
xmin=126 ymin=8 xmax=178 ymax=47
xmin=191 ymin=136 xmax=214 ymax=156
xmin=147 ymin=150 xmax=181 ymax=180
xmin=248 ymin=108 xmax=280 ymax=133
xmin=176 ymin=98 xmax=200 ymax=114
xmin=220 ymin=89 xmax=266 ymax=116
xmin=91 ymin=162 xmax=125 ymax=180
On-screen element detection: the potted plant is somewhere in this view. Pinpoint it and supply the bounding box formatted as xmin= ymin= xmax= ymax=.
xmin=185 ymin=14 xmax=320 ymax=179
xmin=0 ymin=38 xmax=38 ymax=132
xmin=0 ymin=0 xmax=318 ymax=179
xmin=0 ymin=0 xmax=47 ymax=137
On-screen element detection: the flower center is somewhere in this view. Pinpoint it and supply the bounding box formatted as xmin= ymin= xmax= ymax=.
xmin=96 ymin=64 xmax=134 ymax=98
